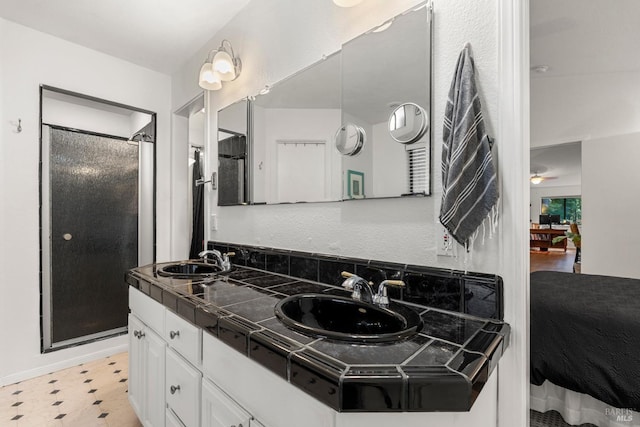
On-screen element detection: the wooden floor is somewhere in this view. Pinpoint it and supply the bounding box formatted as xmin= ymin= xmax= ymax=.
xmin=530 ymin=248 xmax=576 ymax=273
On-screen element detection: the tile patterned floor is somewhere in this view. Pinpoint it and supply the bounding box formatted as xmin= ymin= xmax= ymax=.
xmin=0 ymin=352 xmax=141 ymax=427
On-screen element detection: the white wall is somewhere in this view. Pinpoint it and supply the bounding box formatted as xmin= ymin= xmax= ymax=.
xmin=531 ymin=71 xmax=640 ymax=147
xmin=0 ymin=18 xmax=172 ymax=385
xmin=171 ymin=0 xmax=528 ymax=424
xmin=582 ymin=132 xmax=640 ymax=279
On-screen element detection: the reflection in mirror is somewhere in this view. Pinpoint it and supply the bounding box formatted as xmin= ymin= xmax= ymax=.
xmin=389 ymin=103 xmax=429 ymax=144
xmin=217 ymin=98 xmax=249 ymax=206
xmin=341 ymin=4 xmax=431 ymax=198
xmin=335 ymin=123 xmax=366 ymax=156
xmin=253 ymin=53 xmax=342 ymax=204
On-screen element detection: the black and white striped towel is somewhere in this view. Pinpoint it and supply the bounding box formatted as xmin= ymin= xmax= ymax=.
xmin=440 ymin=44 xmax=498 ymax=248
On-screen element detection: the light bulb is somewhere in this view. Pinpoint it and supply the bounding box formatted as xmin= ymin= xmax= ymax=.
xmin=212 ymin=50 xmax=236 ymax=81
xmin=199 ymin=63 xmax=222 ymax=90
xmin=530 ymin=175 xmax=543 ymax=185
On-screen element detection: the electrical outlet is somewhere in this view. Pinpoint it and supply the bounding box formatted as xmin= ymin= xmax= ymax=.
xmin=436 ymin=226 xmax=454 ymax=256
xmin=210 ymin=214 xmax=218 ymax=232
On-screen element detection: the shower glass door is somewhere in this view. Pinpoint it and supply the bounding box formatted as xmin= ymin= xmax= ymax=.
xmin=44 ymin=127 xmax=138 ymax=348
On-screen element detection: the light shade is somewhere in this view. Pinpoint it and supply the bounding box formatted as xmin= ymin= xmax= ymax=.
xmin=212 ymin=50 xmax=236 ymax=81
xmin=198 ymin=40 xmax=241 ymax=90
xmin=333 ymin=0 xmax=364 ymax=7
xmin=199 ymin=63 xmax=222 ymax=90
xmin=530 ymin=175 xmax=543 ymax=185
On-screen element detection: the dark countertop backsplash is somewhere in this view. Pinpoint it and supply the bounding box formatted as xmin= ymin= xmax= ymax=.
xmin=208 ymin=241 xmax=503 ymax=320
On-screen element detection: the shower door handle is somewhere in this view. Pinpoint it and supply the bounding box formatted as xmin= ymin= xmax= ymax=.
xmin=63 ymin=233 xmax=73 ymax=241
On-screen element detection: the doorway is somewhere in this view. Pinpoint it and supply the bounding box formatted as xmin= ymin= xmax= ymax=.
xmin=40 ymin=86 xmax=156 ymax=351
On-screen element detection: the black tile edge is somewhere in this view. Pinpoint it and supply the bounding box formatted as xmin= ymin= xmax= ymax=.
xmin=249 ymin=330 xmax=301 ymax=380
xmin=341 ymin=367 xmax=405 ymax=412
xmin=218 ymin=315 xmax=261 ymax=356
xmin=195 ymin=306 xmax=229 ymax=338
xmin=483 ymin=322 xmax=511 ymax=352
xmin=289 ymin=349 xmax=346 ymax=411
xmin=176 ymin=297 xmax=197 ymax=324
xmin=402 ymin=366 xmax=471 ymax=411
xmin=447 ymin=350 xmax=489 ymax=403
xmin=149 ymin=282 xmax=163 ymax=303
xmin=138 ymin=278 xmax=151 ymax=296
xmin=464 ymin=331 xmax=505 ymax=375
xmin=161 ymin=288 xmax=178 ymax=311
xmin=125 ymin=273 xmax=140 ymax=289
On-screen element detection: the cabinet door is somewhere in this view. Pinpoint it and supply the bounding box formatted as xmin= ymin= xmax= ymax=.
xmin=166 ymin=408 xmax=186 ymax=427
xmin=128 ymin=314 xmax=145 ymax=421
xmin=166 ymin=348 xmax=202 ymax=427
xmin=202 ymin=378 xmax=252 ymax=427
xmin=144 ymin=327 xmax=167 ymax=427
xmin=129 ymin=314 xmax=166 ymax=427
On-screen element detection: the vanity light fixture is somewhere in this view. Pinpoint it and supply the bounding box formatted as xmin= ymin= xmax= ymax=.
xmin=198 ymin=40 xmax=242 ymax=91
xmin=333 ymin=0 xmax=364 ymax=7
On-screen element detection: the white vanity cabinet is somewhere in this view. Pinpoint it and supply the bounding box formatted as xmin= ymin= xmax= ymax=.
xmin=166 ymin=348 xmax=202 ymax=427
xmin=201 ymin=378 xmax=252 ymax=427
xmin=128 ymin=298 xmax=166 ymax=427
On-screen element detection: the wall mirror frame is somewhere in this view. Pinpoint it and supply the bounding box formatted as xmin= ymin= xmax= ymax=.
xmin=216 ymin=1 xmax=432 ymax=206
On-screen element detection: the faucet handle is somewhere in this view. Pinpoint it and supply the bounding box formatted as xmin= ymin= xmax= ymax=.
xmin=381 ymin=280 xmax=406 ymax=288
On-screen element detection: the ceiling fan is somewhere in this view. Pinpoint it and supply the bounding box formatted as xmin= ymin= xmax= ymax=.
xmin=530 ymin=172 xmax=557 ymax=185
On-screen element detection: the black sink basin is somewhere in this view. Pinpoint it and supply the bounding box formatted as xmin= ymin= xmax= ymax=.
xmin=274 ymin=293 xmax=423 ymax=343
xmin=157 ymin=262 xmax=221 ymax=278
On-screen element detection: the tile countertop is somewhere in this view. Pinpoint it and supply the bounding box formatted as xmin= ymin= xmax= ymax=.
xmin=127 ymin=262 xmax=510 ymax=412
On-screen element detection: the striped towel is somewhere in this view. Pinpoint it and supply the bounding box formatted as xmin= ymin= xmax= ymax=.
xmin=440 ymin=44 xmax=498 ymax=248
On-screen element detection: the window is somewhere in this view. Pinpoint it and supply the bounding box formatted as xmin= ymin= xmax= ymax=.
xmin=408 ymin=146 xmax=427 ymax=194
xmin=541 ymin=197 xmax=581 ymax=224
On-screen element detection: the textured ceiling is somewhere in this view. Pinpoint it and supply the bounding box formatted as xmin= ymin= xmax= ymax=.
xmin=0 ymin=0 xmax=250 ymax=74
xmin=529 ymin=0 xmax=640 ymax=187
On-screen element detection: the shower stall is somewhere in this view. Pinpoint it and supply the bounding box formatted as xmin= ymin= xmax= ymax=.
xmin=40 ymin=86 xmax=156 ymax=351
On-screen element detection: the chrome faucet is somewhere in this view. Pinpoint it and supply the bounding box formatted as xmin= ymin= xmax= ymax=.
xmin=373 ymin=279 xmax=406 ymax=307
xmin=198 ymin=250 xmax=235 ymax=272
xmin=340 ymin=272 xmax=375 ymax=304
xmin=341 ymin=271 xmax=406 ymax=307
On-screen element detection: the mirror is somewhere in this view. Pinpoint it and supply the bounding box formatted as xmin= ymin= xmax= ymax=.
xmin=335 ymin=123 xmax=366 ymax=156
xmin=217 ymin=98 xmax=249 ymax=206
xmin=252 ymin=52 xmax=342 ymax=204
xmin=219 ymin=2 xmax=431 ymax=205
xmin=389 ymin=103 xmax=429 ymax=144
xmin=341 ymin=4 xmax=431 ymax=199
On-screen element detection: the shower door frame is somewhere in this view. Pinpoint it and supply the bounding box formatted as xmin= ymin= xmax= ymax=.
xmin=38 ymin=85 xmax=157 ymax=352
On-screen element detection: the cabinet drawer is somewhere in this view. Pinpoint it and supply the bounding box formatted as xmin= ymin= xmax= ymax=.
xmin=166 ymin=348 xmax=202 ymax=427
xmin=165 ymin=308 xmax=202 ymax=365
xmin=129 ymin=287 xmax=165 ymax=335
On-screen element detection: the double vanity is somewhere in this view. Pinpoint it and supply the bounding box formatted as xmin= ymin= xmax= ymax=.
xmin=126 ymin=243 xmax=510 ymax=427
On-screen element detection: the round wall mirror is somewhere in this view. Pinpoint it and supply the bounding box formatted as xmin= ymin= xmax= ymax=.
xmin=388 ymin=103 xmax=429 ymax=144
xmin=334 ymin=123 xmax=366 ymax=156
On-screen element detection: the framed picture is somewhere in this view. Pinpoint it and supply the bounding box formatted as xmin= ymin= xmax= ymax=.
xmin=347 ymin=170 xmax=365 ymax=199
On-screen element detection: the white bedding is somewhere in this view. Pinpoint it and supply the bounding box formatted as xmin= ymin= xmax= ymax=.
xmin=531 ymin=381 xmax=639 ymax=427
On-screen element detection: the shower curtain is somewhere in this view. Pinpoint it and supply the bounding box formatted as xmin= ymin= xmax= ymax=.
xmin=189 ymin=149 xmax=205 ymax=259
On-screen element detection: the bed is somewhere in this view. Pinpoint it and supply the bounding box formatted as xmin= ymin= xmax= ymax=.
xmin=530 ymin=271 xmax=640 ymax=426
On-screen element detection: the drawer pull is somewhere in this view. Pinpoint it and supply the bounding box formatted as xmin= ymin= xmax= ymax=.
xmin=169 ymin=330 xmax=180 ymax=339
xmin=170 ymin=385 xmax=181 ymax=394
xmin=133 ymin=330 xmax=145 ymax=339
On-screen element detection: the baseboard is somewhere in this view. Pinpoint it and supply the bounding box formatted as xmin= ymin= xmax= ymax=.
xmin=0 ymin=340 xmax=128 ymax=387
